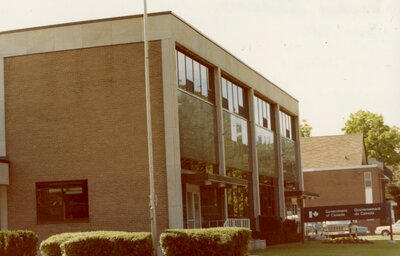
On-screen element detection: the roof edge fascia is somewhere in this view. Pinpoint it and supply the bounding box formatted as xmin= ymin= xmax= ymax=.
xmin=0 ymin=11 xmax=299 ymax=105
xmin=0 ymin=11 xmax=172 ymax=35
xmin=303 ymin=164 xmax=382 ymax=172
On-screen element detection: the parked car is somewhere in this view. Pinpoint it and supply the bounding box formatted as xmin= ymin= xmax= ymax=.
xmin=356 ymin=225 xmax=370 ymax=236
xmin=324 ymin=221 xmax=369 ymax=237
xmin=375 ymin=220 xmax=400 ymax=236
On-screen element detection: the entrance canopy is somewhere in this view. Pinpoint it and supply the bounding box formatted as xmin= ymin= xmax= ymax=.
xmin=285 ymin=190 xmax=319 ymax=200
xmin=182 ymin=173 xmax=247 ymax=189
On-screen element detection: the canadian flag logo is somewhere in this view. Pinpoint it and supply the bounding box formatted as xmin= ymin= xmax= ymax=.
xmin=308 ymin=211 xmax=319 ymax=219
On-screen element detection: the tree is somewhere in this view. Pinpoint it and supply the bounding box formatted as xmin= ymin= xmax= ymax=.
xmin=300 ymin=119 xmax=312 ymax=137
xmin=342 ymin=110 xmax=400 ymax=168
xmin=344 ymin=111 xmax=400 ymax=220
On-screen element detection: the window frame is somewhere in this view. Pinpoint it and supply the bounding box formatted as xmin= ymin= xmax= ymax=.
xmin=364 ymin=172 xmax=372 ymax=188
xmin=221 ymin=75 xmax=248 ymax=119
xmin=364 ymin=172 xmax=373 ymax=204
xmin=176 ymin=47 xmax=215 ymax=103
xmin=36 ymin=180 xmax=89 ymax=224
xmin=254 ymin=94 xmax=274 ymax=131
xmin=279 ymin=110 xmax=295 ymax=140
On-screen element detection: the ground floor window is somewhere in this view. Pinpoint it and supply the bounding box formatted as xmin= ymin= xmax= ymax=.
xmin=36 ymin=180 xmax=89 ymax=223
xmin=200 ymin=188 xmax=225 ymax=227
xmin=285 ymin=197 xmax=299 ymax=221
xmin=226 ymin=168 xmax=249 ymax=218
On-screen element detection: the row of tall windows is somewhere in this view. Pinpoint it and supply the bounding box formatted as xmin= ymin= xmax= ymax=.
xmin=278 ymin=110 xmax=298 ymax=193
xmin=176 ymin=49 xmax=218 ymax=175
xmin=221 ymin=76 xmax=250 ymax=218
xmin=176 ymin=47 xmax=298 ymax=220
xmin=254 ymin=96 xmax=278 ymax=217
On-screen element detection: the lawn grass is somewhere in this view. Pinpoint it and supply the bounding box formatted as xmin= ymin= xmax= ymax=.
xmin=250 ymin=238 xmax=400 ymax=256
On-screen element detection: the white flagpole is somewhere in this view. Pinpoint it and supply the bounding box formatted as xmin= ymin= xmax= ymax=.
xmin=143 ymin=0 xmax=158 ymax=254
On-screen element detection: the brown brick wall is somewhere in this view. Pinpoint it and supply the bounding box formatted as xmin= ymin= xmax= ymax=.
xmin=4 ymin=42 xmax=169 ymax=241
xmin=304 ymin=168 xmax=384 ymax=231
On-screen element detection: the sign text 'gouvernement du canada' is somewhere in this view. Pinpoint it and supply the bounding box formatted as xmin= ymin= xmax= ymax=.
xmin=303 ymin=202 xmax=389 ymax=222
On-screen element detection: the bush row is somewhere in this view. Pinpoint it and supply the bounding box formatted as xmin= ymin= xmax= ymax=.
xmin=160 ymin=227 xmax=251 ymax=256
xmin=40 ymin=231 xmax=153 ymax=256
xmin=0 ymin=230 xmax=38 ymax=256
xmin=1 ymin=227 xmax=251 ymax=256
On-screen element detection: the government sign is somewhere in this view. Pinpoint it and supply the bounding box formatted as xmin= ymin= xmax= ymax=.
xmin=303 ymin=202 xmax=389 ymax=222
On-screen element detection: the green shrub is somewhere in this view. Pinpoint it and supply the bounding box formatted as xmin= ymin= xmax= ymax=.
xmin=61 ymin=231 xmax=153 ymax=256
xmin=0 ymin=230 xmax=38 ymax=256
xmin=40 ymin=231 xmax=153 ymax=256
xmin=160 ymin=227 xmax=251 ymax=256
xmin=40 ymin=232 xmax=85 ymax=256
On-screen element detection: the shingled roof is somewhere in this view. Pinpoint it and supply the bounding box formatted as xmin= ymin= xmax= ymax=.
xmin=300 ymin=134 xmax=367 ymax=169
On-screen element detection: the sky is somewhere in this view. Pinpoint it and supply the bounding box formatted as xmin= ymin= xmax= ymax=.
xmin=1 ymin=0 xmax=399 ymax=136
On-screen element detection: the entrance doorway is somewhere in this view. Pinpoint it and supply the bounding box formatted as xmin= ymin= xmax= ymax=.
xmin=186 ymin=184 xmax=201 ymax=228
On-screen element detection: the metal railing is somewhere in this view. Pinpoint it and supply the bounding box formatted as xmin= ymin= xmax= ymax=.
xmin=202 ymin=220 xmax=226 ymax=228
xmin=223 ymin=218 xmax=250 ymax=228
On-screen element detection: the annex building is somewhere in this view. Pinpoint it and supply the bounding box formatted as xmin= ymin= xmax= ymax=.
xmin=0 ymin=12 xmax=303 ymax=241
xmin=301 ymin=134 xmax=387 ymax=231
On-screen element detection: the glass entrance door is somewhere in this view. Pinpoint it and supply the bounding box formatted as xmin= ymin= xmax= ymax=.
xmin=186 ymin=190 xmax=201 ymax=228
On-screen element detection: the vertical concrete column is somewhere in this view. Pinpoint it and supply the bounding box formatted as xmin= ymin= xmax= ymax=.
xmin=0 ymin=58 xmax=6 ymax=157
xmin=0 ymin=58 xmax=8 ymax=231
xmin=214 ymin=68 xmax=226 ymax=176
xmin=0 ymin=186 xmax=7 ymax=230
xmin=248 ymin=89 xmax=260 ymax=230
xmin=213 ymin=68 xmax=228 ymax=220
xmin=161 ymin=39 xmax=183 ymax=228
xmin=274 ymin=104 xmax=286 ymax=219
xmin=293 ymin=116 xmax=304 ymax=192
xmin=294 ymin=116 xmax=305 ymax=235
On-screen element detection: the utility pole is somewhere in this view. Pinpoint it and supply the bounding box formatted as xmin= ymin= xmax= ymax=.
xmin=143 ymin=0 xmax=158 ymax=254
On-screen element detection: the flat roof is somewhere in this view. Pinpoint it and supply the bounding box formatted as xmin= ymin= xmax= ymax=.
xmin=0 ymin=11 xmax=299 ymax=108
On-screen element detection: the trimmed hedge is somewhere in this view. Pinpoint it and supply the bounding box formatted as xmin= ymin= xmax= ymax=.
xmin=40 ymin=232 xmax=86 ymax=256
xmin=40 ymin=231 xmax=153 ymax=256
xmin=160 ymin=227 xmax=251 ymax=256
xmin=0 ymin=230 xmax=38 ymax=256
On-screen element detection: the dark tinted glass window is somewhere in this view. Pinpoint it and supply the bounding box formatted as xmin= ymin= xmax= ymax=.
xmin=254 ymin=96 xmax=272 ymax=130
xmin=280 ymin=111 xmax=294 ymax=140
xmin=36 ymin=180 xmax=89 ymax=222
xmin=221 ymin=77 xmax=247 ymax=118
xmin=176 ymin=49 xmax=214 ymax=103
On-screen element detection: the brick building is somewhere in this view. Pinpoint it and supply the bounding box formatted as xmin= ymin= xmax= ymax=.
xmin=301 ymin=134 xmax=387 ymax=231
xmin=0 ymin=12 xmax=304 ymax=241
